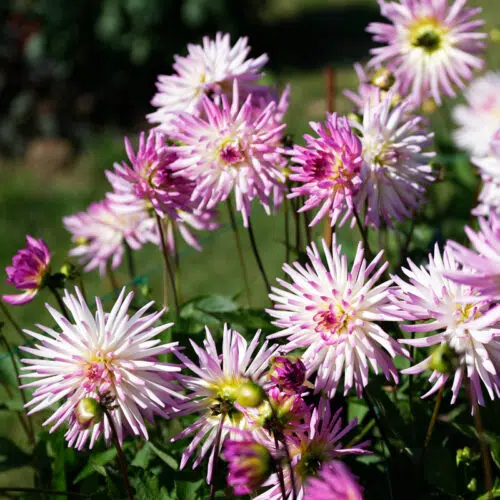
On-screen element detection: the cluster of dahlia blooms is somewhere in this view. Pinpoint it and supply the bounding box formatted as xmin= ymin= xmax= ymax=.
xmin=4 ymin=1 xmax=500 ymax=498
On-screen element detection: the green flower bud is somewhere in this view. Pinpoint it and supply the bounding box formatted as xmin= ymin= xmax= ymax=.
xmin=236 ymin=380 xmax=266 ymax=408
xmin=467 ymin=478 xmax=477 ymax=492
xmin=74 ymin=398 xmax=103 ymax=427
xmin=371 ymin=67 xmax=395 ymax=91
xmin=456 ymin=446 xmax=472 ymax=467
xmin=60 ymin=262 xmax=80 ymax=280
xmin=429 ymin=343 xmax=458 ymax=375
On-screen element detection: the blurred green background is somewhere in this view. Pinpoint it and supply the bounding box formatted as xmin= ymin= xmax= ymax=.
xmin=0 ymin=0 xmax=499 ymax=487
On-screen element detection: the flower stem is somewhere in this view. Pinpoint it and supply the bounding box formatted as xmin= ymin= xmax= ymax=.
xmin=124 ymin=242 xmax=136 ymax=286
xmin=273 ymin=435 xmax=288 ymax=500
xmin=106 ymin=263 xmax=119 ymax=296
xmin=303 ymin=207 xmax=312 ymax=247
xmin=48 ymin=286 xmax=70 ymax=320
xmin=226 ymin=200 xmax=251 ymax=306
xmin=0 ymin=301 xmax=28 ymax=342
xmin=292 ymin=197 xmax=302 ymax=255
xmin=210 ymin=413 xmax=227 ymax=500
xmin=284 ymin=195 xmax=291 ymax=267
xmin=104 ymin=410 xmax=134 ymax=500
xmin=247 ymin=220 xmax=271 ymax=295
xmin=352 ymin=207 xmax=374 ymax=261
xmin=280 ymin=436 xmax=297 ymax=500
xmin=363 ymin=388 xmax=393 ymax=455
xmin=173 ymin=231 xmax=183 ymax=303
xmin=155 ymin=214 xmax=179 ymax=317
xmin=0 ymin=334 xmax=35 ymax=446
xmin=423 ymin=385 xmax=444 ymax=450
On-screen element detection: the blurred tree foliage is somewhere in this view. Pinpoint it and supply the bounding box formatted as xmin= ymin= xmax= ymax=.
xmin=0 ymin=0 xmax=266 ymax=155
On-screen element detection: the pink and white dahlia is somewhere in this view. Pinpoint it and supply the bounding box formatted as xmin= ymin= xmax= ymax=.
xmin=267 ymin=238 xmax=408 ymax=398
xmin=471 ymin=130 xmax=500 ymax=216
xmin=171 ymin=81 xmax=286 ymax=226
xmin=288 ymin=113 xmax=363 ymax=227
xmin=305 ymin=461 xmax=363 ymax=500
xmin=392 ymin=245 xmax=500 ymax=407
xmin=367 ymin=0 xmax=486 ymax=105
xmin=353 ymin=91 xmax=435 ymax=228
xmin=19 ymin=288 xmax=181 ymax=449
xmin=3 ymin=236 xmax=51 ymax=305
xmin=453 ymin=72 xmax=500 ymax=157
xmin=64 ymin=200 xmax=158 ymax=276
xmin=446 ymin=214 xmax=500 ymax=299
xmin=148 ymin=32 xmax=268 ymax=133
xmin=256 ymin=403 xmax=369 ymax=500
xmin=172 ymin=325 xmax=279 ymax=481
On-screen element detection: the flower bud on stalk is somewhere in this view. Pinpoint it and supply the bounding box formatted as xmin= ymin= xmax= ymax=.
xmin=429 ymin=343 xmax=459 ymax=375
xmin=236 ymin=380 xmax=266 ymax=408
xmin=269 ymin=356 xmax=306 ymax=392
xmin=74 ymin=398 xmax=104 ymax=428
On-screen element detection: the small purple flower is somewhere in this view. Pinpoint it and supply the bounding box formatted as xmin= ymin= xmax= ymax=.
xmin=3 ymin=236 xmax=51 ymax=305
xmin=305 ymin=460 xmax=364 ymax=500
xmin=268 ymin=356 xmax=306 ymax=391
xmin=289 ymin=113 xmax=363 ymax=227
xmin=224 ymin=436 xmax=273 ymax=496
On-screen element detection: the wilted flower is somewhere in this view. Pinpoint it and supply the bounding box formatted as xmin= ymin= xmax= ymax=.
xmin=171 ymin=80 xmax=286 ymax=226
xmin=3 ymin=236 xmax=51 ymax=305
xmin=148 ymin=32 xmax=268 ymax=133
xmin=446 ymin=214 xmax=500 ymax=299
xmin=288 ymin=113 xmax=363 ymax=227
xmin=256 ymin=403 xmax=369 ymax=499
xmin=269 ymin=356 xmax=307 ymax=392
xmin=172 ymin=325 xmax=279 ymax=482
xmin=223 ymin=435 xmax=273 ymax=495
xmin=64 ymin=200 xmax=158 ymax=276
xmin=19 ymin=288 xmax=181 ymax=449
xmin=453 ymin=72 xmax=500 ymax=157
xmin=391 ymin=245 xmax=500 ymax=407
xmin=305 ymin=461 xmax=364 ymax=500
xmin=268 ymin=238 xmax=408 ymax=398
xmin=367 ymin=0 xmax=486 ymax=105
xmin=353 ymin=90 xmax=435 ymax=227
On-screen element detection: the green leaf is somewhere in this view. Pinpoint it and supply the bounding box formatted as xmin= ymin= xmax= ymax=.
xmin=194 ymin=295 xmax=238 ymax=313
xmin=424 ymin=446 xmax=459 ymax=495
xmin=476 ymin=477 xmax=500 ymax=499
xmin=131 ymin=443 xmax=154 ymax=469
xmin=74 ymin=448 xmax=117 ymax=483
xmin=175 ymin=479 xmax=203 ymax=500
xmin=148 ymin=442 xmax=178 ymax=470
xmin=135 ymin=474 xmax=171 ymax=500
xmin=0 ymin=437 xmax=31 ymax=472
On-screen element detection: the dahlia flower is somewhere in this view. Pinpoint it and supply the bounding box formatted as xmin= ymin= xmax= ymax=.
xmin=171 ymin=80 xmax=286 ymax=226
xmin=64 ymin=199 xmax=158 ymax=276
xmin=268 ymin=238 xmax=408 ymax=398
xmin=19 ymin=288 xmax=181 ymax=449
xmin=148 ymin=32 xmax=268 ymax=133
xmin=471 ymin=130 xmax=500 ymax=216
xmin=172 ymin=325 xmax=279 ymax=481
xmin=367 ymin=0 xmax=486 ymax=105
xmin=453 ymin=72 xmax=500 ymax=157
xmin=223 ymin=435 xmax=273 ymax=495
xmin=288 ymin=113 xmax=363 ymax=227
xmin=256 ymin=403 xmax=369 ymax=499
xmin=353 ymin=90 xmax=435 ymax=228
xmin=3 ymin=236 xmax=51 ymax=305
xmin=391 ymin=245 xmax=500 ymax=406
xmin=446 ymin=214 xmax=500 ymax=299
xmin=305 ymin=461 xmax=363 ymax=500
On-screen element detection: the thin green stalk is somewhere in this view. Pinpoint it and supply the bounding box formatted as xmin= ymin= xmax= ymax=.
xmin=173 ymin=231 xmax=182 ymax=303
xmin=303 ymin=207 xmax=312 ymax=247
xmin=363 ymin=389 xmax=393 ymax=455
xmin=423 ymin=385 xmax=444 ymax=450
xmin=280 ymin=436 xmax=297 ymax=500
xmin=352 ymin=207 xmax=374 ymax=261
xmin=273 ymin=435 xmax=288 ymax=500
xmin=48 ymin=286 xmax=70 ymax=320
xmin=124 ymin=242 xmax=137 ymax=286
xmin=226 ymin=200 xmax=251 ymax=305
xmin=292 ymin=197 xmax=302 ymax=255
xmin=247 ymin=220 xmax=271 ymax=294
xmin=0 ymin=301 xmax=28 ymax=342
xmin=210 ymin=413 xmax=227 ymax=500
xmin=284 ymin=195 xmax=290 ymax=267
xmin=78 ymin=275 xmax=88 ymax=303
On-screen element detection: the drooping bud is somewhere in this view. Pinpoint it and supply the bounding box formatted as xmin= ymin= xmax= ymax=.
xmin=236 ymin=380 xmax=266 ymax=408
xmin=429 ymin=343 xmax=459 ymax=375
xmin=223 ymin=437 xmax=273 ymax=495
xmin=269 ymin=356 xmax=306 ymax=391
xmin=371 ymin=67 xmax=395 ymax=91
xmin=60 ymin=262 xmax=80 ymax=280
xmin=74 ymin=398 xmax=103 ymax=427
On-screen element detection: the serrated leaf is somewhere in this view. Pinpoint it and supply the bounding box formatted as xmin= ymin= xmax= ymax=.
xmin=74 ymin=448 xmax=117 ymax=483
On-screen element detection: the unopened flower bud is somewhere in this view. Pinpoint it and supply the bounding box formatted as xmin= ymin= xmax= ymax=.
xmin=236 ymin=380 xmax=266 ymax=408
xmin=456 ymin=446 xmax=472 ymax=467
xmin=269 ymin=356 xmax=306 ymax=391
xmin=223 ymin=438 xmax=273 ymax=495
xmin=371 ymin=67 xmax=395 ymax=91
xmin=429 ymin=343 xmax=459 ymax=375
xmin=60 ymin=263 xmax=80 ymax=280
xmin=74 ymin=398 xmax=103 ymax=427
xmin=467 ymin=478 xmax=477 ymax=492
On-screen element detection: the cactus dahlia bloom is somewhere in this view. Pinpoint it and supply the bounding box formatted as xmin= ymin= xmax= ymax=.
xmin=267 ymin=238 xmax=408 ymax=398
xmin=256 ymin=403 xmax=369 ymax=500
xmin=171 ymin=81 xmax=286 ymax=226
xmin=471 ymin=130 xmax=500 ymax=217
xmin=391 ymin=245 xmax=500 ymax=407
xmin=64 ymin=200 xmax=159 ymax=276
xmin=172 ymin=325 xmax=279 ymax=482
xmin=367 ymin=0 xmax=486 ymax=106
xmin=305 ymin=461 xmax=363 ymax=500
xmin=19 ymin=288 xmax=182 ymax=449
xmin=148 ymin=32 xmax=268 ymax=134
xmin=446 ymin=214 xmax=500 ymax=299
xmin=3 ymin=236 xmax=51 ymax=305
xmin=288 ymin=113 xmax=363 ymax=227
xmin=453 ymin=72 xmax=500 ymax=157
xmin=353 ymin=91 xmax=435 ymax=228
